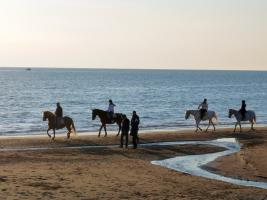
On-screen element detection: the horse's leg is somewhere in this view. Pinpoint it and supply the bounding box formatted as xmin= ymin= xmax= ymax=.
xmin=98 ymin=125 xmax=103 ymax=137
xmin=250 ymin=120 xmax=255 ymax=131
xmin=104 ymin=125 xmax=107 ymax=137
xmin=234 ymin=122 xmax=238 ymax=132
xmin=205 ymin=120 xmax=211 ymax=132
xmin=198 ymin=120 xmax=202 ymax=131
xmin=52 ymin=129 xmax=56 ymax=140
xmin=47 ymin=128 xmax=51 ymax=138
xmin=252 ymin=122 xmax=255 ymax=131
xmin=195 ymin=121 xmax=198 ymax=132
xmin=211 ymin=120 xmax=216 ymax=131
xmin=196 ymin=120 xmax=202 ymax=132
xmin=117 ymin=123 xmax=121 ymax=136
xmin=67 ymin=125 xmax=71 ymax=139
xmin=239 ymin=122 xmax=242 ymax=133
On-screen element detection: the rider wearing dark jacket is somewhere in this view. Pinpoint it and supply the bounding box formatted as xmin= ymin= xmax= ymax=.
xmin=130 ymin=111 xmax=140 ymax=149
xmin=55 ymin=102 xmax=63 ymax=117
xmin=55 ymin=102 xmax=63 ymax=127
xmin=239 ymin=100 xmax=246 ymax=120
xmin=120 ymin=115 xmax=130 ymax=148
xmin=198 ymin=98 xmax=208 ymax=120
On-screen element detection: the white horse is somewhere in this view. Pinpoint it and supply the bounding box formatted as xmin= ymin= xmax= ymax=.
xmin=228 ymin=109 xmax=256 ymax=132
xmin=185 ymin=110 xmax=217 ymax=132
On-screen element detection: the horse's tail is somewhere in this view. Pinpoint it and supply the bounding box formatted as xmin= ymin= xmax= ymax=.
xmin=253 ymin=113 xmax=257 ymax=123
xmin=72 ymin=120 xmax=77 ymax=135
xmin=212 ymin=112 xmax=218 ymax=123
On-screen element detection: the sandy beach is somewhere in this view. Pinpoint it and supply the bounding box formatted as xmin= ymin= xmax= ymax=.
xmin=0 ymin=128 xmax=267 ymax=200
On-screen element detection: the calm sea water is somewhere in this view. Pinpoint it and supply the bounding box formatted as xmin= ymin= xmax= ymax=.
xmin=0 ymin=68 xmax=266 ymax=136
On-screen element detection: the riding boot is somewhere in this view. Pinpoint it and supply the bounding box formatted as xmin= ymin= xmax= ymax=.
xmin=241 ymin=112 xmax=245 ymax=121
xmin=55 ymin=118 xmax=58 ymax=129
xmin=200 ymin=111 xmax=204 ymax=120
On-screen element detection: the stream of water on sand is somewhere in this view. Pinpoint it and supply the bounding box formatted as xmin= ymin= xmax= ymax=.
xmin=151 ymin=138 xmax=267 ymax=190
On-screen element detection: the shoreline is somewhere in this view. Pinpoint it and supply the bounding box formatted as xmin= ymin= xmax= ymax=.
xmin=1 ymin=125 xmax=266 ymax=139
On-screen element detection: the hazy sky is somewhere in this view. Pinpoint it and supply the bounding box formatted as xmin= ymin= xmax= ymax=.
xmin=0 ymin=0 xmax=266 ymax=70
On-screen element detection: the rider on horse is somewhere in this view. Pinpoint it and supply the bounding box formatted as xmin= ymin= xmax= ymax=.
xmin=239 ymin=100 xmax=247 ymax=120
xmin=198 ymin=98 xmax=208 ymax=120
xmin=107 ymin=99 xmax=116 ymax=122
xmin=55 ymin=102 xmax=63 ymax=127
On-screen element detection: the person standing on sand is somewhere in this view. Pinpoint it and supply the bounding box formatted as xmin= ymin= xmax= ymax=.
xmin=239 ymin=100 xmax=247 ymax=120
xmin=120 ymin=115 xmax=130 ymax=148
xmin=130 ymin=111 xmax=140 ymax=149
xmin=55 ymin=102 xmax=63 ymax=127
xmin=198 ymin=98 xmax=208 ymax=120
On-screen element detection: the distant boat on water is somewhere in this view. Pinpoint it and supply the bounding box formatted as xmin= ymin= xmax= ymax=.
xmin=25 ymin=68 xmax=31 ymax=71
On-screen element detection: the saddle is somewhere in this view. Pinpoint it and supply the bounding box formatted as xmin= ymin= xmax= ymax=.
xmin=106 ymin=112 xmax=117 ymax=118
xmin=199 ymin=109 xmax=207 ymax=119
xmin=240 ymin=112 xmax=247 ymax=121
xmin=55 ymin=117 xmax=64 ymax=129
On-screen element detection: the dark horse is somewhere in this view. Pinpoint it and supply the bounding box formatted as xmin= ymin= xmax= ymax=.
xmin=43 ymin=111 xmax=76 ymax=140
xmin=92 ymin=109 xmax=124 ymax=137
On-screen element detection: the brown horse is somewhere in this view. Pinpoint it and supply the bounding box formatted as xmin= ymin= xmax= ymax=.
xmin=43 ymin=111 xmax=76 ymax=140
xmin=92 ymin=109 xmax=124 ymax=137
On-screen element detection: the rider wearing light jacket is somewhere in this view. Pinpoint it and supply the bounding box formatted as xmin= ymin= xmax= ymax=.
xmin=107 ymin=99 xmax=116 ymax=121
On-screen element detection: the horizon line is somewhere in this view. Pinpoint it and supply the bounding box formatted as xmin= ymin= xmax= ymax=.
xmin=1 ymin=66 xmax=267 ymax=72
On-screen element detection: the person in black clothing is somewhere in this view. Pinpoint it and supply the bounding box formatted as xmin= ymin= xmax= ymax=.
xmin=55 ymin=102 xmax=63 ymax=117
xmin=120 ymin=115 xmax=130 ymax=148
xmin=130 ymin=111 xmax=140 ymax=149
xmin=55 ymin=102 xmax=63 ymax=127
xmin=239 ymin=100 xmax=246 ymax=120
xmin=198 ymin=98 xmax=208 ymax=120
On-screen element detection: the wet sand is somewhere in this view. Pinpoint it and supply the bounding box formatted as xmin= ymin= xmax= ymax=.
xmin=0 ymin=128 xmax=267 ymax=199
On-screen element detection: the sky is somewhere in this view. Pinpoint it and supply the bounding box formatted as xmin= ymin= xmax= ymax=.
xmin=0 ymin=0 xmax=266 ymax=70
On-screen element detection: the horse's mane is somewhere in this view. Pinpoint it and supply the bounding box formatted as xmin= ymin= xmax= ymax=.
xmin=44 ymin=110 xmax=56 ymax=117
xmin=93 ymin=108 xmax=104 ymax=112
xmin=93 ymin=109 xmax=107 ymax=114
xmin=93 ymin=109 xmax=123 ymax=115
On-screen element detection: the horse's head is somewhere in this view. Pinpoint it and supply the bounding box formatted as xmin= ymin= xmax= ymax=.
xmin=43 ymin=111 xmax=48 ymax=121
xmin=228 ymin=109 xmax=234 ymax=118
xmin=92 ymin=109 xmax=96 ymax=120
xmin=185 ymin=110 xmax=190 ymax=120
xmin=43 ymin=111 xmax=55 ymax=121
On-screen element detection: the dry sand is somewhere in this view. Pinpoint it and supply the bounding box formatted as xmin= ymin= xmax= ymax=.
xmin=0 ymin=128 xmax=267 ymax=200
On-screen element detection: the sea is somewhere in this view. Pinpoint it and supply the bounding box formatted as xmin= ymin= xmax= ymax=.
xmin=0 ymin=68 xmax=266 ymax=136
